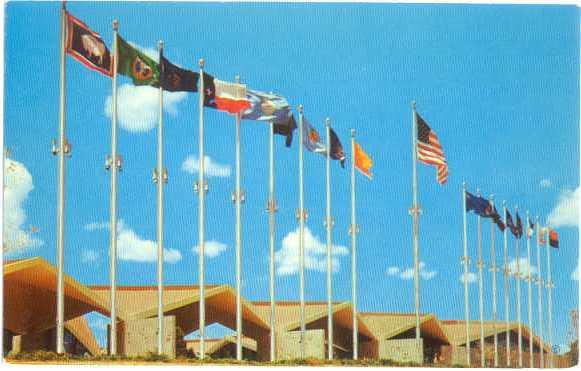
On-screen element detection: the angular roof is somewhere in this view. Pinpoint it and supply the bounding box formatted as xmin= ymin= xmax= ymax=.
xmin=64 ymin=316 xmax=101 ymax=356
xmin=4 ymin=257 xmax=110 ymax=334
xmin=186 ymin=335 xmax=257 ymax=355
xmin=360 ymin=312 xmax=450 ymax=344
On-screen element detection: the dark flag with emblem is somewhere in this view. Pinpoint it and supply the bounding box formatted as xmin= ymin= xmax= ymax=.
xmin=527 ymin=220 xmax=535 ymax=239
xmin=506 ymin=210 xmax=523 ymax=239
xmin=116 ymin=35 xmax=160 ymax=86
xmin=549 ymin=229 xmax=559 ymax=248
xmin=329 ymin=127 xmax=346 ymax=167
xmin=465 ymin=192 xmax=505 ymax=231
xmin=274 ymin=114 xmax=298 ymax=147
xmin=65 ymin=12 xmax=113 ymax=76
xmin=159 ymin=56 xmax=198 ymax=92
xmin=416 ymin=113 xmax=448 ymax=184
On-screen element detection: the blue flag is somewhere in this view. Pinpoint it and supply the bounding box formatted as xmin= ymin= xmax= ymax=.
xmin=301 ymin=116 xmax=326 ymax=155
xmin=466 ymin=191 xmax=505 ymax=231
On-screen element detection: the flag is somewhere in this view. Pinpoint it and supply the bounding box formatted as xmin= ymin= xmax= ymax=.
xmin=507 ymin=210 xmax=523 ymax=239
xmin=527 ymin=220 xmax=535 ymax=239
xmin=241 ymin=90 xmax=297 ymax=147
xmin=116 ymin=35 xmax=160 ymax=86
xmin=65 ymin=12 xmax=113 ymax=76
xmin=202 ymin=75 xmax=251 ymax=114
xmin=416 ymin=113 xmax=448 ymax=184
xmin=329 ymin=128 xmax=346 ymax=167
xmin=159 ymin=56 xmax=198 ymax=92
xmin=301 ymin=117 xmax=326 ymax=154
xmin=466 ymin=192 xmax=505 ymax=231
xmin=354 ymin=142 xmax=373 ymax=179
xmin=538 ymin=227 xmax=547 ymax=245
xmin=549 ymin=229 xmax=559 ymax=248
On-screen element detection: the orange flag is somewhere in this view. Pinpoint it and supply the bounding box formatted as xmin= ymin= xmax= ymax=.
xmin=354 ymin=142 xmax=373 ymax=179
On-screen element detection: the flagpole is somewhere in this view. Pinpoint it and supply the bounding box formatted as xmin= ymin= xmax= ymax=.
xmin=156 ymin=40 xmax=165 ymax=355
xmin=55 ymin=1 xmax=67 ymax=354
xmin=297 ymin=104 xmax=306 ymax=359
xmin=535 ymin=216 xmax=544 ymax=368
xmin=350 ymin=128 xmax=358 ymax=361
xmin=526 ymin=211 xmax=533 ymax=367
xmin=233 ymin=75 xmax=244 ymax=361
xmin=515 ymin=206 xmax=523 ymax=368
xmin=476 ymin=189 xmax=485 ymax=367
xmin=490 ymin=195 xmax=499 ymax=367
xmin=197 ymin=58 xmax=207 ymax=359
xmin=325 ymin=118 xmax=334 ymax=361
xmin=108 ymin=19 xmax=120 ymax=356
xmin=503 ymin=202 xmax=510 ymax=367
xmin=545 ymin=223 xmax=554 ymax=368
xmin=410 ymin=101 xmax=421 ymax=358
xmin=462 ymin=182 xmax=471 ymax=367
xmin=267 ymin=119 xmax=277 ymax=362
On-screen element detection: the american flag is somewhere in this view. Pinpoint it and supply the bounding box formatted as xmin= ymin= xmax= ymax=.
xmin=416 ymin=113 xmax=448 ymax=184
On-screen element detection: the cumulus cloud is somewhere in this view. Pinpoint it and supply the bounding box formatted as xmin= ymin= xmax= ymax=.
xmin=508 ymin=256 xmax=537 ymax=277
xmin=117 ymin=222 xmax=181 ymax=263
xmin=3 ymin=159 xmax=43 ymax=254
xmin=459 ymin=272 xmax=478 ymax=284
xmin=192 ymin=240 xmax=228 ymax=258
xmin=84 ymin=221 xmax=109 ymax=232
xmin=275 ymin=227 xmax=349 ymax=276
xmin=81 ymin=249 xmax=99 ymax=263
xmin=181 ymin=155 xmax=231 ymax=178
xmin=540 ymin=178 xmax=552 ymax=189
xmin=548 ymin=186 xmax=579 ymax=228
xmin=105 ymin=84 xmax=187 ymax=133
xmin=386 ymin=261 xmax=437 ymax=281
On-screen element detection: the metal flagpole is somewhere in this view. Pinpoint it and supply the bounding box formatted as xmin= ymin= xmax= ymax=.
xmin=503 ymin=202 xmax=510 ymax=367
xmin=526 ymin=212 xmax=534 ymax=367
xmin=462 ymin=182 xmax=471 ymax=367
xmin=535 ymin=216 xmax=544 ymax=368
xmin=490 ymin=196 xmax=499 ymax=367
xmin=267 ymin=119 xmax=277 ymax=362
xmin=156 ymin=40 xmax=165 ymax=355
xmin=55 ymin=1 xmax=67 ymax=354
xmin=515 ymin=206 xmax=523 ymax=368
xmin=297 ymin=105 xmax=306 ymax=359
xmin=108 ymin=19 xmax=120 ymax=356
xmin=476 ymin=189 xmax=485 ymax=367
xmin=196 ymin=58 xmax=207 ymax=359
xmin=325 ymin=118 xmax=334 ymax=360
xmin=350 ymin=128 xmax=358 ymax=361
xmin=234 ymin=75 xmax=243 ymax=361
xmin=545 ymin=223 xmax=554 ymax=368
xmin=410 ymin=102 xmax=421 ymax=358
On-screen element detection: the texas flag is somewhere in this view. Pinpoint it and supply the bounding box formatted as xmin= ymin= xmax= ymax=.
xmin=203 ymin=75 xmax=251 ymax=114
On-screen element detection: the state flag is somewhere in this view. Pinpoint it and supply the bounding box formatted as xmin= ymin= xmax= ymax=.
xmin=159 ymin=56 xmax=198 ymax=92
xmin=527 ymin=220 xmax=535 ymax=239
xmin=354 ymin=142 xmax=373 ymax=179
xmin=507 ymin=210 xmax=523 ymax=239
xmin=65 ymin=12 xmax=113 ymax=76
xmin=416 ymin=113 xmax=448 ymax=184
xmin=301 ymin=117 xmax=326 ymax=155
xmin=202 ymin=75 xmax=251 ymax=114
xmin=116 ymin=35 xmax=160 ymax=86
xmin=465 ymin=192 xmax=505 ymax=231
xmin=329 ymin=128 xmax=346 ymax=167
xmin=549 ymin=229 xmax=559 ymax=248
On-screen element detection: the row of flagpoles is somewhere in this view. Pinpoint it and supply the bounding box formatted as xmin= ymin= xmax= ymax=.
xmin=462 ymin=186 xmax=560 ymax=367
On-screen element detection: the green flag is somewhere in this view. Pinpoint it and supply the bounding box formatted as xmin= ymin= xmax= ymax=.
xmin=116 ymin=35 xmax=160 ymax=86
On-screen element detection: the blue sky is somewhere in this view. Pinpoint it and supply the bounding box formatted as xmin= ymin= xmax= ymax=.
xmin=4 ymin=2 xmax=579 ymax=351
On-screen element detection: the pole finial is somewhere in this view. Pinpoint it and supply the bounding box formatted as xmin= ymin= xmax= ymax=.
xmin=199 ymin=58 xmax=205 ymax=68
xmin=350 ymin=129 xmax=356 ymax=138
xmin=325 ymin=118 xmax=331 ymax=128
xmin=298 ymin=104 xmax=303 ymax=113
xmin=113 ymin=19 xmax=118 ymax=31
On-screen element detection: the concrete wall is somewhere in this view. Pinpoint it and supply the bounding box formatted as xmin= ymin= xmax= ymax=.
xmin=378 ymin=338 xmax=423 ymax=364
xmin=276 ymin=329 xmax=325 ymax=360
xmin=114 ymin=316 xmax=176 ymax=359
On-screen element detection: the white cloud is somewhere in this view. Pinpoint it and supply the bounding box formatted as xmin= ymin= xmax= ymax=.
xmin=104 ymin=84 xmax=187 ymax=133
xmin=181 ymin=155 xmax=231 ymax=178
xmin=3 ymin=159 xmax=43 ymax=254
xmin=117 ymin=222 xmax=181 ymax=263
xmin=548 ymin=186 xmax=579 ymax=228
xmin=572 ymin=265 xmax=578 ymax=281
xmin=81 ymin=249 xmax=99 ymax=263
xmin=459 ymin=272 xmax=478 ymax=284
xmin=275 ymin=227 xmax=349 ymax=276
xmin=84 ymin=221 xmax=109 ymax=232
xmin=540 ymin=178 xmax=552 ymax=189
xmin=192 ymin=240 xmax=228 ymax=258
xmin=387 ymin=261 xmax=437 ymax=281
xmin=508 ymin=256 xmax=537 ymax=277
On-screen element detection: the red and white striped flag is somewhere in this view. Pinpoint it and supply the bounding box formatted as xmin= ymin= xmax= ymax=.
xmin=416 ymin=113 xmax=448 ymax=184
xmin=213 ymin=79 xmax=251 ymax=114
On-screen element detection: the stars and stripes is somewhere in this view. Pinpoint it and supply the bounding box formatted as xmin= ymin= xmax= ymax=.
xmin=416 ymin=113 xmax=448 ymax=184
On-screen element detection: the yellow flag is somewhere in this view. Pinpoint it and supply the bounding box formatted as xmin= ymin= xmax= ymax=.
xmin=354 ymin=142 xmax=373 ymax=180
